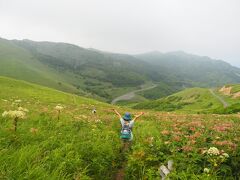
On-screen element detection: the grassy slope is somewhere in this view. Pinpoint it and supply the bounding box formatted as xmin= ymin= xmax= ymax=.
xmin=0 ymin=77 xmax=240 ymax=179
xmin=1 ymin=38 xmax=154 ymax=102
xmin=0 ymin=38 xmax=85 ymax=95
xmin=0 ymin=76 xmax=121 ymax=179
xmin=134 ymin=88 xmax=223 ymax=113
xmin=230 ymin=84 xmax=240 ymax=93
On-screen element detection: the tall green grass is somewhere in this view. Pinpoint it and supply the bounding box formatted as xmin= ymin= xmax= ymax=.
xmin=0 ymin=77 xmax=240 ymax=179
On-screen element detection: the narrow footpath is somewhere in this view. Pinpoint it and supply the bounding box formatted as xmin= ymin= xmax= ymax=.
xmin=111 ymin=84 xmax=157 ymax=104
xmin=209 ymin=89 xmax=229 ymax=108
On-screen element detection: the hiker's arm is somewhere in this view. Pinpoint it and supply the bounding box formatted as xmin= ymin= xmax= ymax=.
xmin=133 ymin=112 xmax=144 ymax=121
xmin=112 ymin=109 xmax=122 ymax=119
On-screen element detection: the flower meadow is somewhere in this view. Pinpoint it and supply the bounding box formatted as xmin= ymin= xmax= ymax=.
xmin=125 ymin=113 xmax=240 ymax=179
xmin=0 ymin=77 xmax=240 ymax=179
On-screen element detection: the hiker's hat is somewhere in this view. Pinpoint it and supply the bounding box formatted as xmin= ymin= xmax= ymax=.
xmin=123 ymin=112 xmax=132 ymax=121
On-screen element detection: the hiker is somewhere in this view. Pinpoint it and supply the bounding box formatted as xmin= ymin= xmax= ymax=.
xmin=112 ymin=109 xmax=144 ymax=143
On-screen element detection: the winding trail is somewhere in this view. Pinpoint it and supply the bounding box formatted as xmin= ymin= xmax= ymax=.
xmin=111 ymin=84 xmax=157 ymax=104
xmin=209 ymin=89 xmax=229 ymax=108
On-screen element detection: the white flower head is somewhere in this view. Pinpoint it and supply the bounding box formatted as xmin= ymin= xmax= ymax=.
xmin=2 ymin=111 xmax=9 ymax=117
xmin=204 ymin=168 xmax=210 ymax=173
xmin=6 ymin=110 xmax=26 ymax=119
xmin=15 ymin=99 xmax=22 ymax=103
xmin=207 ymin=147 xmax=220 ymax=156
xmin=18 ymin=107 xmax=29 ymax=112
xmin=222 ymin=153 xmax=229 ymax=158
xmin=55 ymin=105 xmax=64 ymax=111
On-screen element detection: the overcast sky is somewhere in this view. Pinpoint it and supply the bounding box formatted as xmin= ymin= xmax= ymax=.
xmin=0 ymin=0 xmax=240 ymax=66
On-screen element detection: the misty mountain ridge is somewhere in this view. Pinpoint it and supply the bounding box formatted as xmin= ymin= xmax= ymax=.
xmin=1 ymin=37 xmax=240 ymax=102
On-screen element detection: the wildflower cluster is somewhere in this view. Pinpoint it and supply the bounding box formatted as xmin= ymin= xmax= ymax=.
xmin=2 ymin=109 xmax=27 ymax=119
xmin=207 ymin=147 xmax=220 ymax=156
xmin=2 ymin=107 xmax=29 ymax=131
xmin=203 ymin=147 xmax=229 ymax=175
xmin=54 ymin=104 xmax=64 ymax=120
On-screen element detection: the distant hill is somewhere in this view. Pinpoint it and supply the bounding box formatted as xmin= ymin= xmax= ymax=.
xmin=135 ymin=51 xmax=240 ymax=87
xmin=1 ymin=37 xmax=240 ymax=102
xmin=0 ymin=38 xmax=85 ymax=95
xmin=1 ymin=38 xmax=158 ymax=102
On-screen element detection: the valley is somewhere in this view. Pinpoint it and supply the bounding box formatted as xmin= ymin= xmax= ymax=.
xmin=1 ymin=38 xmax=240 ymax=104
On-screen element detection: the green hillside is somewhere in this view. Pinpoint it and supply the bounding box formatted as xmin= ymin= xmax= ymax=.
xmin=0 ymin=76 xmax=120 ymax=179
xmin=0 ymin=38 xmax=85 ymax=96
xmin=134 ymin=85 xmax=240 ymax=114
xmin=134 ymin=88 xmax=225 ymax=113
xmin=0 ymin=38 xmax=153 ymax=102
xmin=0 ymin=76 xmax=240 ymax=179
xmin=12 ymin=39 xmax=157 ymax=101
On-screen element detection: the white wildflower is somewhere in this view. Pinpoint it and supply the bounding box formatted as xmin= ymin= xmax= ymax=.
xmin=14 ymin=99 xmax=22 ymax=103
xmin=2 ymin=111 xmax=9 ymax=117
xmin=4 ymin=110 xmax=26 ymax=119
xmin=223 ymin=153 xmax=229 ymax=158
xmin=9 ymin=110 xmax=26 ymax=119
xmin=55 ymin=105 xmax=64 ymax=111
xmin=18 ymin=107 xmax=29 ymax=112
xmin=207 ymin=147 xmax=220 ymax=156
xmin=204 ymin=168 xmax=210 ymax=173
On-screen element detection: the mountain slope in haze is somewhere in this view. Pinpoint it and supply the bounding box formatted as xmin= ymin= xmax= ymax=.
xmin=13 ymin=39 xmax=155 ymax=87
xmin=134 ymin=51 xmax=240 ymax=100
xmin=135 ymin=51 xmax=240 ymax=87
xmin=11 ymin=39 xmax=165 ymax=101
xmin=1 ymin=38 xmax=159 ymax=101
xmin=1 ymin=37 xmax=240 ymax=102
xmin=0 ymin=38 xmax=86 ymax=95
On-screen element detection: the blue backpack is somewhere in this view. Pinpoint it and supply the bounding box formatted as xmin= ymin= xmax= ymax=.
xmin=120 ymin=124 xmax=131 ymax=139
